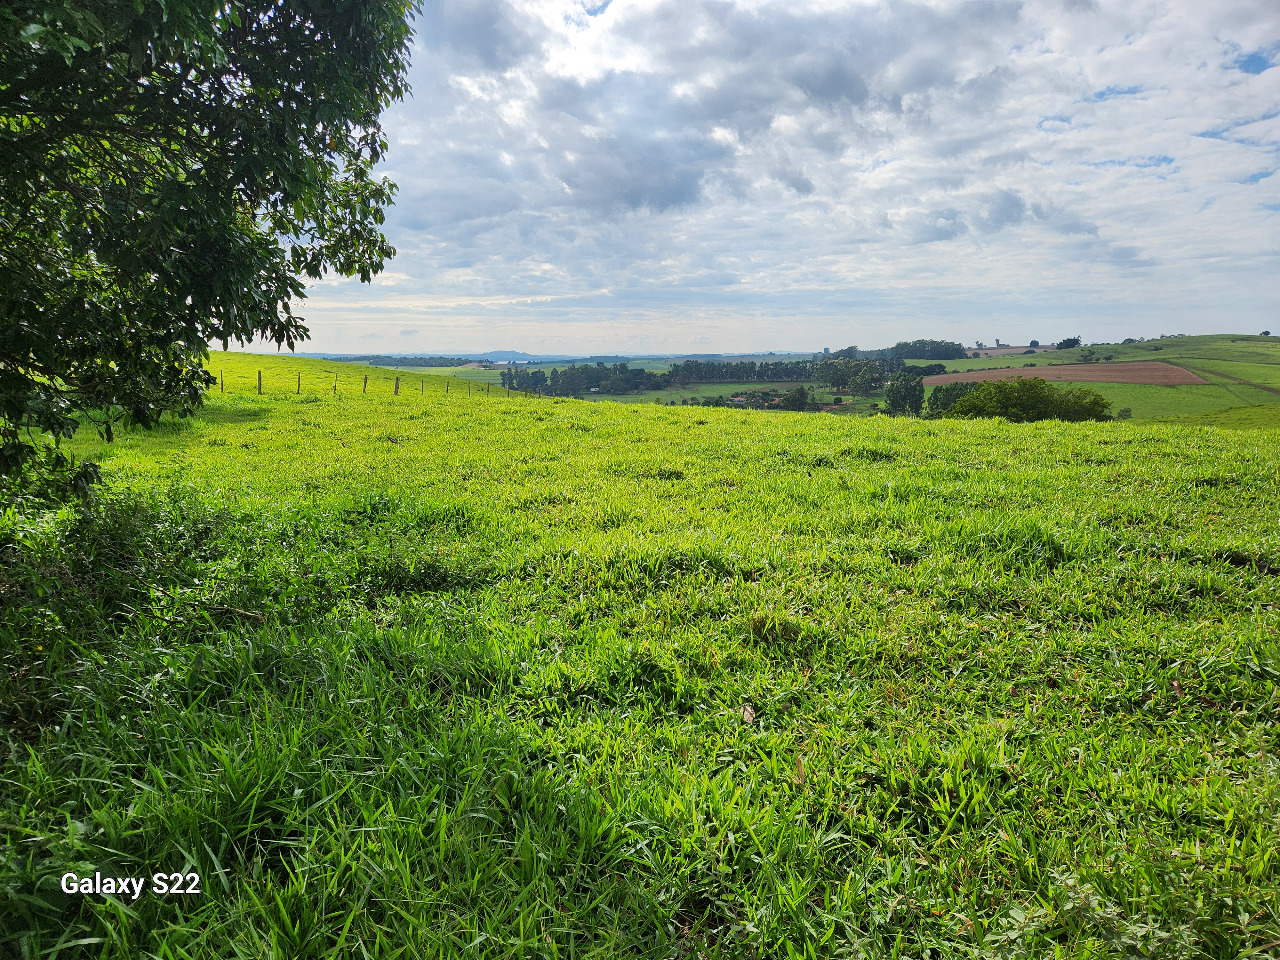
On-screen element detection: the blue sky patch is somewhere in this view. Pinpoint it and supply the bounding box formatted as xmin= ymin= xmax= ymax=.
xmin=1086 ymin=156 xmax=1174 ymax=169
xmin=1234 ymin=51 xmax=1273 ymax=75
xmin=1083 ymin=85 xmax=1142 ymax=102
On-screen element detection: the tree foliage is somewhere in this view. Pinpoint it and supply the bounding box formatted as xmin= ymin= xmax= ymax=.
xmin=944 ymin=377 xmax=1111 ymax=423
xmin=924 ymin=380 xmax=978 ymax=418
xmin=0 ymin=0 xmax=419 ymax=474
xmin=668 ymin=359 xmax=813 ymax=385
xmin=883 ymin=373 xmax=924 ymax=416
xmin=813 ymin=358 xmax=887 ymax=396
xmin=889 ymin=339 xmax=968 ymax=361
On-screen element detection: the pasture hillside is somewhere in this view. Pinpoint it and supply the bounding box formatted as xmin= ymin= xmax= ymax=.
xmin=2 ymin=351 xmax=1278 ymax=957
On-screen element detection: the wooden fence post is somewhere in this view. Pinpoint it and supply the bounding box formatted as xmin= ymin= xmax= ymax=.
xmin=296 ymin=372 xmax=300 ymax=394
xmin=394 ymin=376 xmax=400 ymax=396
xmin=333 ymin=374 xmax=337 ymax=395
xmin=220 ymin=370 xmax=224 ymax=394
xmin=420 ymin=379 xmax=424 ymax=395
xmin=468 ymin=381 xmax=471 ymax=396
xmin=363 ymin=374 xmax=368 ymax=394
xmin=257 ymin=370 xmax=262 ymax=395
xmin=506 ymin=386 xmax=510 ymax=397
xmin=445 ymin=380 xmax=449 ymax=394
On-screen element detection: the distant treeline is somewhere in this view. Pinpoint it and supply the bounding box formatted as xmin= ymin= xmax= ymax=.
xmin=829 ymin=339 xmax=968 ymax=361
xmin=332 ymin=355 xmax=474 ymax=367
xmin=814 ymin=358 xmax=946 ymax=395
xmin=502 ymin=363 xmax=666 ymax=394
xmin=501 ymin=359 xmax=819 ymax=395
xmin=494 ymin=340 xmax=964 ymax=397
xmin=669 ymin=359 xmax=815 ymax=384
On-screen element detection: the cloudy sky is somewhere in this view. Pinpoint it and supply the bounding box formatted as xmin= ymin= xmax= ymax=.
xmin=293 ymin=0 xmax=1278 ymax=355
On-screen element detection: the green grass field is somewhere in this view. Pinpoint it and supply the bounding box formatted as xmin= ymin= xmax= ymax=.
xmin=1156 ymin=404 xmax=1280 ymax=430
xmin=3 ymin=350 xmax=1278 ymax=957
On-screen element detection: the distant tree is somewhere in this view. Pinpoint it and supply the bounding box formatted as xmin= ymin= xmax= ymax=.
xmin=1029 ymin=340 xmax=1040 ymax=347
xmin=1 ymin=0 xmax=419 ymax=479
xmin=1056 ymin=337 xmax=1083 ymax=350
xmin=1263 ymin=331 xmax=1272 ymax=337
xmin=923 ymin=381 xmax=977 ymax=418
xmin=890 ymin=339 xmax=968 ymax=361
xmin=1116 ymin=407 xmax=1133 ymax=420
xmin=884 ymin=374 xmax=924 ymax=416
xmin=814 ymin=358 xmax=889 ymax=396
xmin=944 ymin=377 xmax=1111 ymax=423
xmin=776 ymin=386 xmax=811 ymax=411
xmin=901 ymin=363 xmax=947 ymax=377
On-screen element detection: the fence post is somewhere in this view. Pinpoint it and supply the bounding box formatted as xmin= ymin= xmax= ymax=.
xmin=220 ymin=370 xmax=224 ymax=394
xmin=257 ymin=370 xmax=262 ymax=395
xmin=506 ymin=386 xmax=510 ymax=398
xmin=467 ymin=381 xmax=471 ymax=396
xmin=445 ymin=380 xmax=449 ymax=394
xmin=297 ymin=372 xmax=300 ymax=394
xmin=363 ymin=374 xmax=368 ymax=394
xmin=333 ymin=374 xmax=337 ymax=395
xmin=420 ymin=379 xmax=424 ymax=395
xmin=394 ymin=376 xmax=400 ymax=396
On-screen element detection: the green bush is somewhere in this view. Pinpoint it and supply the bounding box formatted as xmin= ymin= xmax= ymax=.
xmin=924 ymin=380 xmax=978 ymax=418
xmin=944 ymin=377 xmax=1111 ymax=422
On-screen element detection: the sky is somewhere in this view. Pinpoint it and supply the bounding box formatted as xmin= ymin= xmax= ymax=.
xmin=283 ymin=0 xmax=1278 ymax=356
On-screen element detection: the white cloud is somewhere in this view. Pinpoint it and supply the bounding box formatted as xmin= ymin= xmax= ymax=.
xmin=297 ymin=0 xmax=1280 ymax=353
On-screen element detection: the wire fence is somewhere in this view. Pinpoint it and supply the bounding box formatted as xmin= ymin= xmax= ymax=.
xmin=214 ymin=368 xmax=547 ymax=400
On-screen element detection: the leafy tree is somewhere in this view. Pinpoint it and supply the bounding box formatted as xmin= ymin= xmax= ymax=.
xmin=884 ymin=374 xmax=924 ymax=416
xmin=1056 ymin=337 xmax=1083 ymax=350
xmin=924 ymin=381 xmax=978 ymax=418
xmin=890 ymin=339 xmax=967 ymax=361
xmin=1029 ymin=340 xmax=1039 ymax=347
xmin=944 ymin=377 xmax=1111 ymax=423
xmin=776 ymin=386 xmax=811 ymax=411
xmin=901 ymin=363 xmax=947 ymax=377
xmin=1 ymin=0 xmax=419 ymax=477
xmin=814 ymin=357 xmax=890 ymax=395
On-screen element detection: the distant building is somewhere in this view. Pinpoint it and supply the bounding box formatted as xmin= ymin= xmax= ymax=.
xmin=823 ymin=347 xmax=830 ymax=354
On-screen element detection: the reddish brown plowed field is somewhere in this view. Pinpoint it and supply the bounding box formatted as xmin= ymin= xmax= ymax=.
xmin=924 ymin=361 xmax=1206 ymax=386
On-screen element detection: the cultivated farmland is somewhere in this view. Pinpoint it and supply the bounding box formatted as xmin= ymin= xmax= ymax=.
xmin=2 ymin=351 xmax=1278 ymax=957
xmin=924 ymin=361 xmax=1207 ymax=386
